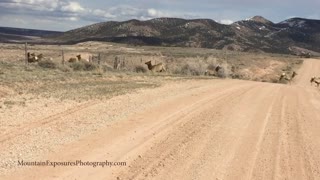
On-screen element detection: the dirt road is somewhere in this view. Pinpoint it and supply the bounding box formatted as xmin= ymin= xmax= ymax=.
xmin=1 ymin=59 xmax=320 ymax=180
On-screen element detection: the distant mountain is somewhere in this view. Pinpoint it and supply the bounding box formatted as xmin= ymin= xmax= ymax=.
xmin=0 ymin=27 xmax=62 ymax=43
xmin=50 ymin=18 xmax=234 ymax=48
xmin=2 ymin=16 xmax=320 ymax=55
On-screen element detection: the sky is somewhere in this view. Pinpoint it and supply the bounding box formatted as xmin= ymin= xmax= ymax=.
xmin=0 ymin=0 xmax=319 ymax=31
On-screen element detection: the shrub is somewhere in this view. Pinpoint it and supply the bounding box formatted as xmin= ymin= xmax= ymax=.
xmin=216 ymin=68 xmax=226 ymax=78
xmin=58 ymin=65 xmax=72 ymax=72
xmin=70 ymin=61 xmax=97 ymax=71
xmin=134 ymin=65 xmax=147 ymax=73
xmin=92 ymin=68 xmax=104 ymax=76
xmin=101 ymin=64 xmax=114 ymax=72
xmin=207 ymin=64 xmax=217 ymax=71
xmin=231 ymin=73 xmax=241 ymax=79
xmin=180 ymin=64 xmax=202 ymax=76
xmin=70 ymin=62 xmax=85 ymax=71
xmin=216 ymin=63 xmax=230 ymax=78
xmin=271 ymin=78 xmax=279 ymax=83
xmin=38 ymin=59 xmax=56 ymax=69
xmin=83 ymin=62 xmax=97 ymax=71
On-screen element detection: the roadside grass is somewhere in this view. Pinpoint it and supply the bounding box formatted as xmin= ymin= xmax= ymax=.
xmin=0 ymin=61 xmax=160 ymax=101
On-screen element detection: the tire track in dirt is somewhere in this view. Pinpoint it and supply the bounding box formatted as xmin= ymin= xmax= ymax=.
xmin=0 ymin=90 xmax=7 ymax=98
xmin=120 ymin=84 xmax=257 ymax=180
xmin=295 ymin=90 xmax=320 ymax=178
xmin=273 ymin=93 xmax=288 ymax=180
xmin=2 ymin=81 xmax=254 ymax=180
xmin=287 ymin=89 xmax=317 ymax=180
xmin=192 ymin=84 xmax=282 ymax=180
xmin=0 ymin=100 xmax=99 ymax=144
xmin=178 ymin=83 xmax=282 ymax=180
xmin=245 ymin=89 xmax=285 ymax=180
xmin=276 ymin=88 xmax=314 ymax=180
xmin=152 ymin=83 xmax=282 ymax=180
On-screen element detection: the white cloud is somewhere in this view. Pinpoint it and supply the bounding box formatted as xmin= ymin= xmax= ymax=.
xmin=9 ymin=0 xmax=61 ymax=11
xmin=68 ymin=16 xmax=78 ymax=21
xmin=92 ymin=9 xmax=115 ymax=18
xmin=220 ymin=19 xmax=234 ymax=24
xmin=147 ymin=8 xmax=167 ymax=17
xmin=61 ymin=1 xmax=84 ymax=13
xmin=1 ymin=0 xmax=86 ymax=13
xmin=113 ymin=6 xmax=141 ymax=17
xmin=148 ymin=8 xmax=160 ymax=17
xmin=92 ymin=9 xmax=106 ymax=16
xmin=148 ymin=8 xmax=157 ymax=17
xmin=0 ymin=1 xmax=199 ymax=27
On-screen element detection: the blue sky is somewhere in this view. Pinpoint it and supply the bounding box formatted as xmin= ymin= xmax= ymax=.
xmin=0 ymin=0 xmax=319 ymax=31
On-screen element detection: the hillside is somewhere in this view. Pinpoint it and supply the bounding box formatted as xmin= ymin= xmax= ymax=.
xmin=49 ymin=16 xmax=320 ymax=54
xmin=0 ymin=27 xmax=62 ymax=43
xmin=50 ymin=18 xmax=234 ymax=48
xmin=2 ymin=16 xmax=320 ymax=55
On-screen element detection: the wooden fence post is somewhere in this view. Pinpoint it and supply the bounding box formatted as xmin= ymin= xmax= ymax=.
xmin=61 ymin=50 xmax=65 ymax=65
xmin=114 ymin=56 xmax=119 ymax=70
xmin=25 ymin=42 xmax=28 ymax=66
xmin=98 ymin=53 xmax=101 ymax=65
xmin=121 ymin=57 xmax=126 ymax=69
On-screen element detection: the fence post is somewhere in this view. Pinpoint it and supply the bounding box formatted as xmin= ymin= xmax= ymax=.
xmin=25 ymin=42 xmax=28 ymax=66
xmin=121 ymin=57 xmax=126 ymax=69
xmin=114 ymin=56 xmax=118 ymax=70
xmin=98 ymin=53 xmax=101 ymax=65
xmin=61 ymin=50 xmax=65 ymax=65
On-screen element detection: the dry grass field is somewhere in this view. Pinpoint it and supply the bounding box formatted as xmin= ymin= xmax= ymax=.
xmin=0 ymin=41 xmax=302 ymax=109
